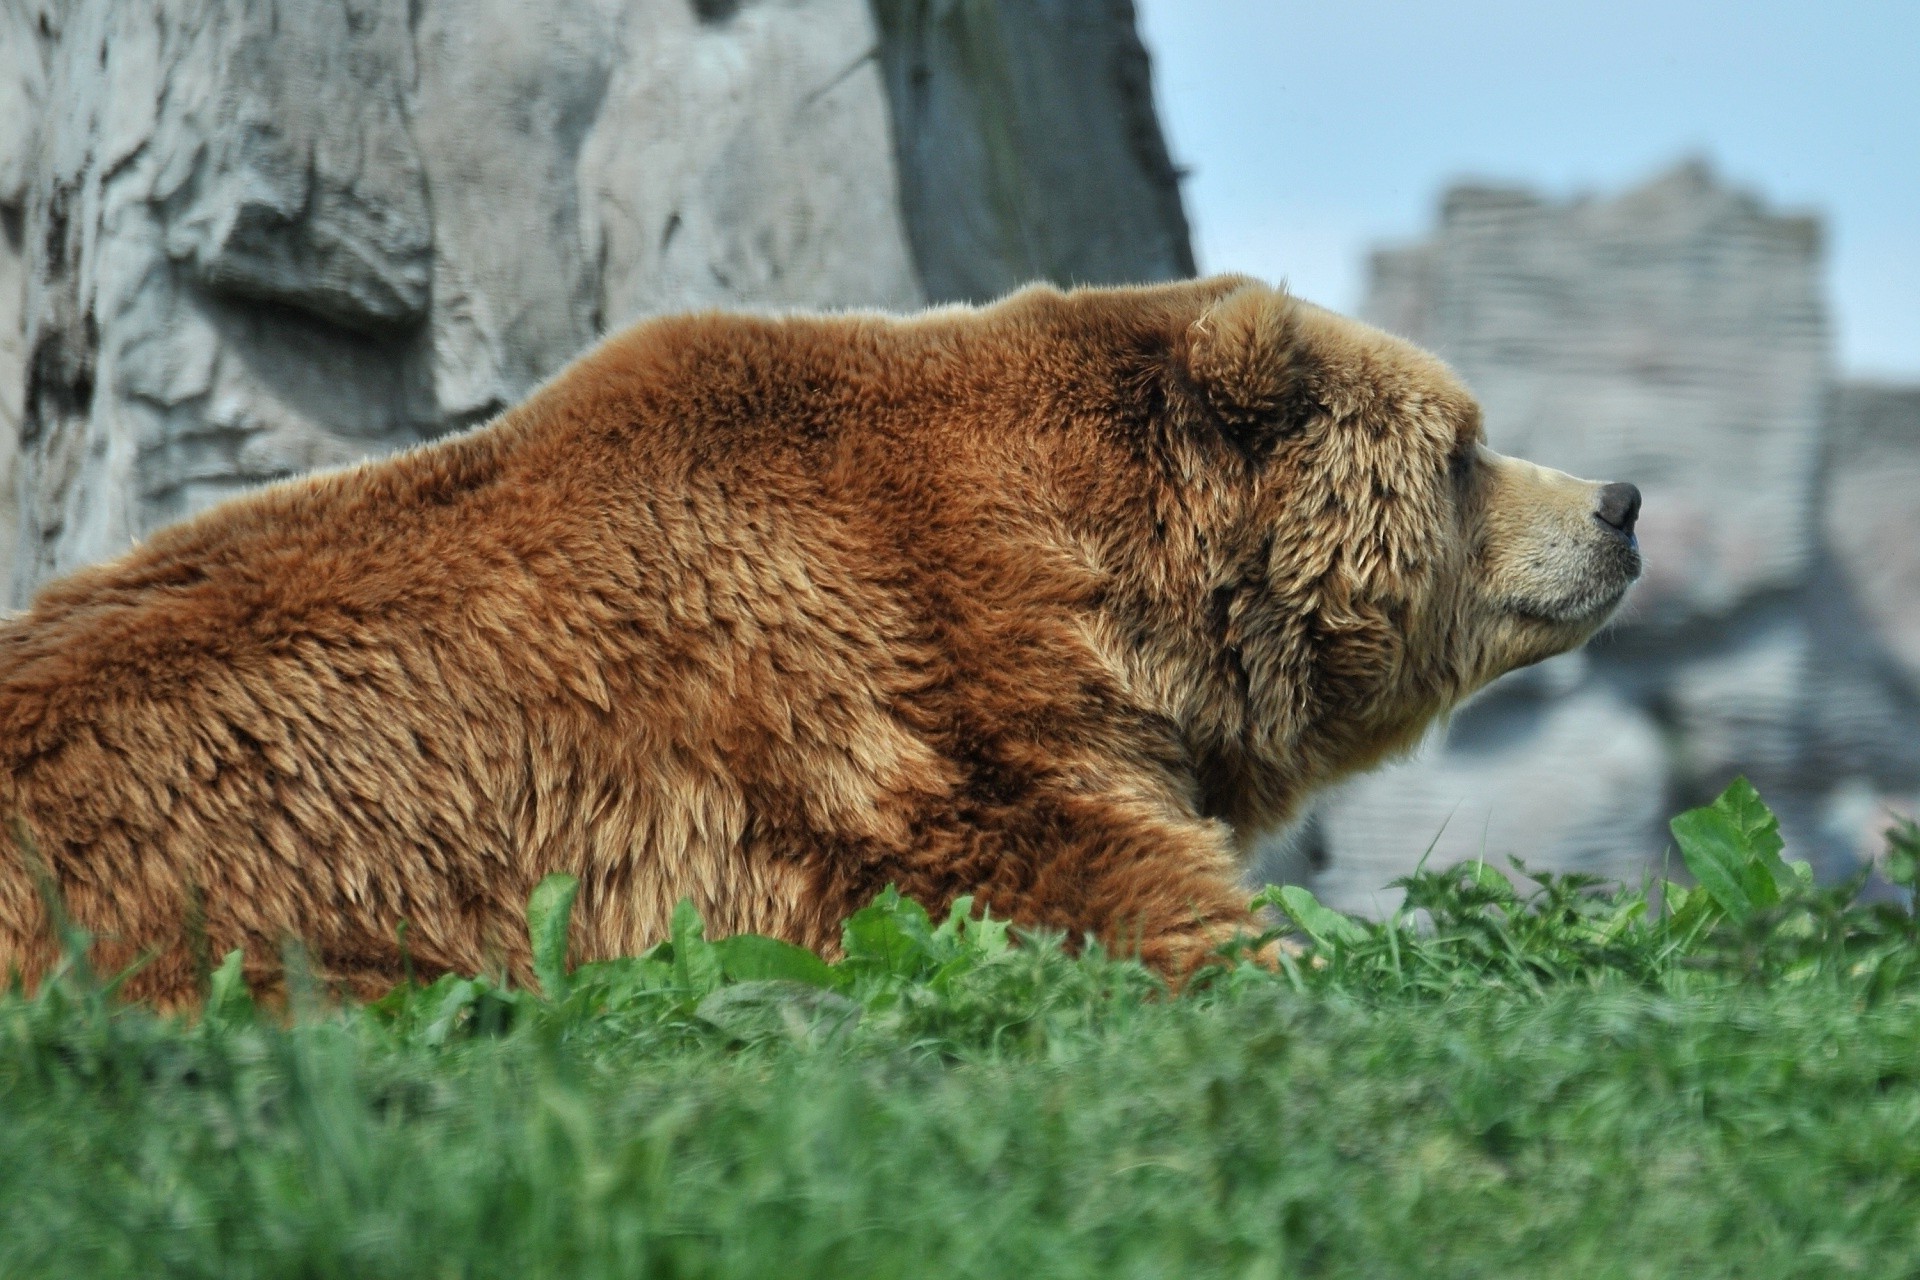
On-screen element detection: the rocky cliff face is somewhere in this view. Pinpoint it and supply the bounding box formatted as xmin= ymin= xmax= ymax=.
xmin=0 ymin=0 xmax=1191 ymax=601
xmin=1293 ymin=162 xmax=1920 ymax=911
xmin=1826 ymin=383 xmax=1920 ymax=696
xmin=0 ymin=1 xmax=39 ymax=588
xmin=873 ymin=0 xmax=1194 ymax=302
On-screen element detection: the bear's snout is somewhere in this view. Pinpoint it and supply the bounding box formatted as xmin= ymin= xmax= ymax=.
xmin=1592 ymin=482 xmax=1642 ymax=540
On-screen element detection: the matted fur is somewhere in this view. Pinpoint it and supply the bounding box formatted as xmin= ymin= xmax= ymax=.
xmin=0 ymin=277 xmax=1639 ymax=1001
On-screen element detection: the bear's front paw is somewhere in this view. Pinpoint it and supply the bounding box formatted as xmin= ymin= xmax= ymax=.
xmin=1137 ymin=921 xmax=1296 ymax=987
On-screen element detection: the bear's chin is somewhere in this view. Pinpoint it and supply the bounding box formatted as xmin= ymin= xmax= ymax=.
xmin=1501 ymin=541 xmax=1642 ymax=630
xmin=1479 ymin=575 xmax=1638 ymax=685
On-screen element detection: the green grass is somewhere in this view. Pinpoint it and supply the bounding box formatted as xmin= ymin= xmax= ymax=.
xmin=6 ymin=781 xmax=1920 ymax=1278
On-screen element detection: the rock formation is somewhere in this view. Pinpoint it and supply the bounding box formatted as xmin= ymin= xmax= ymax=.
xmin=0 ymin=0 xmax=1191 ymax=600
xmin=1825 ymin=383 xmax=1920 ymax=694
xmin=873 ymin=0 xmax=1194 ymax=302
xmin=0 ymin=0 xmax=40 ymax=587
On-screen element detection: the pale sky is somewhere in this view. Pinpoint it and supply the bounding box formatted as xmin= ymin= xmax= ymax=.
xmin=1133 ymin=0 xmax=1920 ymax=378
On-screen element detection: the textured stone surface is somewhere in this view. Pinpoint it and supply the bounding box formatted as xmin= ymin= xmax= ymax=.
xmin=1794 ymin=545 xmax=1920 ymax=804
xmin=14 ymin=0 xmax=443 ymax=596
xmin=2 ymin=0 xmax=1190 ymax=601
xmin=1368 ymin=161 xmax=1830 ymax=628
xmin=580 ymin=0 xmax=924 ymax=328
xmin=160 ymin=0 xmax=433 ymax=332
xmin=1666 ymin=618 xmax=1811 ymax=794
xmin=0 ymin=0 xmax=45 ymax=592
xmin=1824 ymin=383 xmax=1920 ymax=693
xmin=873 ymin=0 xmax=1194 ymax=302
xmin=1309 ymin=682 xmax=1669 ymax=916
xmin=1819 ymin=780 xmax=1920 ymax=878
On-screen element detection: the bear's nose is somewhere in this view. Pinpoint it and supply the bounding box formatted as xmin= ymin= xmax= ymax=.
xmin=1594 ymin=482 xmax=1641 ymax=537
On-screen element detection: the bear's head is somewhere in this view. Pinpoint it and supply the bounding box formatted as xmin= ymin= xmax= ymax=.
xmin=1127 ymin=279 xmax=1641 ymax=832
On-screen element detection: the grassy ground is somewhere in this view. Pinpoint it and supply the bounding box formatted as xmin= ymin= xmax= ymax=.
xmin=5 ymin=782 xmax=1920 ymax=1279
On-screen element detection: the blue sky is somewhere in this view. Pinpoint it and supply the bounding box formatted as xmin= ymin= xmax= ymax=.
xmin=1133 ymin=0 xmax=1920 ymax=378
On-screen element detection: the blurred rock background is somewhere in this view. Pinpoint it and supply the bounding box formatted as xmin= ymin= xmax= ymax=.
xmin=0 ymin=0 xmax=1914 ymax=905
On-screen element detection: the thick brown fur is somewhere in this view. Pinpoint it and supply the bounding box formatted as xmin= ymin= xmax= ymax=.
xmin=0 ymin=277 xmax=1640 ymax=1002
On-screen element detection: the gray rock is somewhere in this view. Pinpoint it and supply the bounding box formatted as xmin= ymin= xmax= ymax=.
xmin=873 ymin=0 xmax=1195 ymax=302
xmin=1824 ymin=383 xmax=1920 ymax=694
xmin=1817 ymin=779 xmax=1920 ymax=880
xmin=1797 ymin=544 xmax=1920 ymax=794
xmin=0 ymin=3 xmax=41 ymax=208
xmin=3 ymin=0 xmax=1192 ymax=602
xmin=0 ymin=0 xmax=48 ymax=600
xmin=0 ymin=225 xmax=19 ymax=596
xmin=1666 ymin=617 xmax=1810 ymax=793
xmin=1632 ymin=408 xmax=1920 ymax=875
xmin=403 ymin=0 xmax=614 ymax=424
xmin=579 ymin=0 xmax=925 ymax=329
xmin=1310 ymin=682 xmax=1669 ymax=916
xmin=160 ymin=0 xmax=433 ymax=333
xmin=7 ymin=0 xmax=450 ymax=591
xmin=1367 ymin=160 xmax=1831 ymax=628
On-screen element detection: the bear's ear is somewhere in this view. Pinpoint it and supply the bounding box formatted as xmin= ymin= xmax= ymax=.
xmin=1180 ymin=282 xmax=1321 ymax=455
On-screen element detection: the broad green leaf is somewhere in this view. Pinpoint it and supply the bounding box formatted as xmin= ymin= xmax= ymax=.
xmin=1670 ymin=777 xmax=1789 ymax=922
xmin=928 ymin=895 xmax=1011 ymax=963
xmin=205 ymin=948 xmax=253 ymax=1025
xmin=527 ymin=873 xmax=580 ymax=1001
xmin=422 ymin=976 xmax=481 ymax=1046
xmin=1598 ymin=897 xmax=1649 ymax=943
xmin=671 ymin=898 xmax=725 ymax=996
xmin=961 ymin=909 xmax=1011 ymax=959
xmin=1463 ymin=860 xmax=1517 ymax=900
xmin=712 ymin=934 xmax=838 ymax=989
xmin=1272 ymin=885 xmax=1369 ymax=949
xmin=841 ymin=886 xmax=934 ymax=979
xmin=1885 ymin=818 xmax=1920 ymax=890
xmin=1662 ymin=882 xmax=1721 ymax=943
xmin=1670 ymin=817 xmax=1763 ymax=918
xmin=929 ymin=893 xmax=973 ymax=955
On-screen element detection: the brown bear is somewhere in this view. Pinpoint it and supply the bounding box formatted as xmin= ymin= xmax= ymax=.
xmin=0 ymin=277 xmax=1640 ymax=1003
